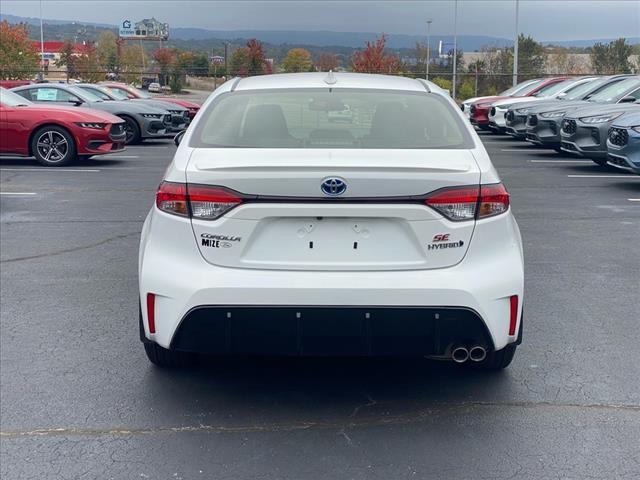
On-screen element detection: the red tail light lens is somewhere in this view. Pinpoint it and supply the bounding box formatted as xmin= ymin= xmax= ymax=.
xmin=478 ymin=183 xmax=510 ymax=218
xmin=156 ymin=182 xmax=242 ymax=220
xmin=425 ymin=183 xmax=509 ymax=221
xmin=156 ymin=182 xmax=189 ymax=217
xmin=187 ymin=185 xmax=242 ymax=220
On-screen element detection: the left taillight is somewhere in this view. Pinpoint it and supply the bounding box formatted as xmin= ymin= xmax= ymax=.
xmin=425 ymin=183 xmax=510 ymax=222
xmin=155 ymin=182 xmax=242 ymax=220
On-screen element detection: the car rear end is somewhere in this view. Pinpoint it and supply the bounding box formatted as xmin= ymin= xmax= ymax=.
xmin=139 ymin=74 xmax=523 ymax=367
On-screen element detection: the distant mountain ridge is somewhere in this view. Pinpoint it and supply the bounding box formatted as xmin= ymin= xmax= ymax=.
xmin=2 ymin=13 xmax=638 ymax=51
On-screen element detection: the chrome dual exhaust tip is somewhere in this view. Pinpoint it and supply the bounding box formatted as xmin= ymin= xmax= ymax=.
xmin=451 ymin=345 xmax=487 ymax=363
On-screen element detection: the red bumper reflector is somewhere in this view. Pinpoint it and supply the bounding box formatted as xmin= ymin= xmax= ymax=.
xmin=509 ymin=295 xmax=518 ymax=336
xmin=146 ymin=293 xmax=156 ymax=334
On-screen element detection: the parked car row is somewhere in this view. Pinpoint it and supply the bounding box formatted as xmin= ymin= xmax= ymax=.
xmin=0 ymin=82 xmax=201 ymax=167
xmin=463 ymin=75 xmax=640 ymax=174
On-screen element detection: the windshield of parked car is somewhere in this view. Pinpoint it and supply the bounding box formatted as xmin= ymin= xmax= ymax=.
xmin=130 ymin=86 xmax=152 ymax=99
xmin=512 ymin=80 xmax=544 ymax=97
xmin=192 ymin=89 xmax=473 ymax=149
xmin=587 ymin=78 xmax=640 ymax=103
xmin=105 ymin=88 xmax=130 ymax=100
xmin=67 ymin=85 xmax=103 ymax=103
xmin=532 ymin=79 xmax=576 ymax=98
xmin=79 ymin=86 xmax=114 ymax=101
xmin=562 ymin=78 xmax=607 ymax=100
xmin=0 ymin=87 xmax=33 ymax=106
xmin=500 ymin=79 xmax=538 ymax=96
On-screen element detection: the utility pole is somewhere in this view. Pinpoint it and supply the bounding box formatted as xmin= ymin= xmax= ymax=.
xmin=452 ymin=0 xmax=458 ymax=99
xmin=224 ymin=42 xmax=229 ymax=76
xmin=513 ymin=0 xmax=519 ymax=86
xmin=426 ymin=19 xmax=433 ymax=80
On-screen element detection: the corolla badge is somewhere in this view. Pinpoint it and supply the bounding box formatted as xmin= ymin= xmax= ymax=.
xmin=321 ymin=177 xmax=347 ymax=196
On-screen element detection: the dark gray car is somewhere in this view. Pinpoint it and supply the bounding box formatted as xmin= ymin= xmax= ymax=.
xmin=525 ymin=76 xmax=640 ymax=152
xmin=75 ymin=84 xmax=190 ymax=133
xmin=11 ymin=84 xmax=172 ymax=144
xmin=560 ymin=101 xmax=640 ymax=165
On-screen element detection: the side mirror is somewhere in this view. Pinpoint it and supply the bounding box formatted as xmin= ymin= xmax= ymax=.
xmin=68 ymin=98 xmax=83 ymax=106
xmin=619 ymin=96 xmax=636 ymax=104
xmin=174 ymin=130 xmax=186 ymax=146
xmin=556 ymin=92 xmax=567 ymax=99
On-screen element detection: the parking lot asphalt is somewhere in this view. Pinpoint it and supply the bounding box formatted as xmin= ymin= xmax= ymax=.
xmin=1 ymin=133 xmax=639 ymax=479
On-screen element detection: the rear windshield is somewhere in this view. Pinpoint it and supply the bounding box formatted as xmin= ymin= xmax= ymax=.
xmin=191 ymin=89 xmax=473 ymax=149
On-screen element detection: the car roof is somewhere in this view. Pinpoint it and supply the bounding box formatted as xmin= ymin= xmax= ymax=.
xmin=231 ymin=72 xmax=438 ymax=93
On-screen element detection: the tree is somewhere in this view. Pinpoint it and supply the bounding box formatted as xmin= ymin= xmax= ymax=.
xmin=282 ymin=48 xmax=313 ymax=72
xmin=95 ymin=31 xmax=118 ymax=73
xmin=516 ymin=34 xmax=545 ymax=79
xmin=119 ymin=44 xmax=147 ymax=83
xmin=153 ymin=48 xmax=176 ymax=86
xmin=590 ymin=38 xmax=633 ymax=74
xmin=75 ymin=44 xmax=102 ymax=82
xmin=55 ymin=40 xmax=77 ymax=81
xmin=229 ymin=39 xmax=271 ymax=76
xmin=316 ymin=52 xmax=338 ymax=71
xmin=351 ymin=35 xmax=400 ymax=74
xmin=0 ymin=21 xmax=40 ymax=80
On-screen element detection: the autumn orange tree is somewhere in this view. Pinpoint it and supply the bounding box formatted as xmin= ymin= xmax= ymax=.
xmin=230 ymin=39 xmax=271 ymax=76
xmin=351 ymin=35 xmax=400 ymax=74
xmin=0 ymin=21 xmax=40 ymax=79
xmin=153 ymin=48 xmax=176 ymax=86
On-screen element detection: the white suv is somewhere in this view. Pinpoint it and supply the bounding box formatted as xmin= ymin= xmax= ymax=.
xmin=139 ymin=73 xmax=524 ymax=370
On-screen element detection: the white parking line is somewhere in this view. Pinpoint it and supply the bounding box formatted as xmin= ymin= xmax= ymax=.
xmin=0 ymin=168 xmax=100 ymax=172
xmin=567 ymin=175 xmax=639 ymax=179
xmin=530 ymin=160 xmax=592 ymax=163
xmin=103 ymin=155 xmax=140 ymax=159
xmin=500 ymin=148 xmax=554 ymax=152
xmin=0 ymin=192 xmax=37 ymax=195
xmin=628 ymin=199 xmax=640 ymax=202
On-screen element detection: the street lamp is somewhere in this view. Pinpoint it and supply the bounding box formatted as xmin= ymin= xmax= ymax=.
xmin=452 ymin=0 xmax=458 ymax=99
xmin=426 ymin=19 xmax=433 ymax=80
xmin=39 ymin=0 xmax=45 ymax=80
xmin=513 ymin=0 xmax=520 ymax=87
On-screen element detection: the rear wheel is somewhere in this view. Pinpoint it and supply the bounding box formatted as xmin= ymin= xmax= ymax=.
xmin=31 ymin=126 xmax=76 ymax=167
xmin=122 ymin=116 xmax=141 ymax=145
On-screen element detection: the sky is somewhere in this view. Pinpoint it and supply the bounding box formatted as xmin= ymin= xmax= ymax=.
xmin=1 ymin=0 xmax=639 ymax=41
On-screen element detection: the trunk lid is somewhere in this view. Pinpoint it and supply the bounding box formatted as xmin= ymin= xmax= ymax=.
xmin=186 ymin=148 xmax=480 ymax=271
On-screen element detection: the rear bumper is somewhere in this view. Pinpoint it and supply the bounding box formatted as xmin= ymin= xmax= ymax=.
xmin=139 ymin=209 xmax=524 ymax=355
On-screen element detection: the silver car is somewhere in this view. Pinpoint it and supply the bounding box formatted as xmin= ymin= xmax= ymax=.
xmin=75 ymin=84 xmax=190 ymax=133
xmin=527 ymin=76 xmax=640 ymax=153
xmin=560 ymin=102 xmax=640 ymax=165
xmin=11 ymin=84 xmax=172 ymax=144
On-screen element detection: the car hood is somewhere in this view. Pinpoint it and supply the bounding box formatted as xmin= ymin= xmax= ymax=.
xmin=611 ymin=111 xmax=640 ymax=127
xmin=463 ymin=95 xmax=500 ymax=105
xmin=494 ymin=96 xmax=550 ymax=108
xmin=474 ymin=96 xmax=509 ymax=107
xmin=17 ymin=104 xmax=123 ymax=123
xmin=90 ymin=100 xmax=167 ymax=115
xmin=565 ymin=103 xmax=640 ymax=120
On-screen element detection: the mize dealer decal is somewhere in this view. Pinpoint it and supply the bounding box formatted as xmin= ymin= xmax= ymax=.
xmin=201 ymin=233 xmax=241 ymax=248
xmin=428 ymin=233 xmax=464 ymax=250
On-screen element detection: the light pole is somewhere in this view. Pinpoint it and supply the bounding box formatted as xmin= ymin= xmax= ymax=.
xmin=39 ymin=0 xmax=45 ymax=80
xmin=426 ymin=19 xmax=433 ymax=80
xmin=452 ymin=0 xmax=458 ymax=99
xmin=513 ymin=0 xmax=520 ymax=87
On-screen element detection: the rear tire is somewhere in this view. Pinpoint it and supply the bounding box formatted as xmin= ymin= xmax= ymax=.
xmin=31 ymin=126 xmax=76 ymax=167
xmin=143 ymin=342 xmax=194 ymax=368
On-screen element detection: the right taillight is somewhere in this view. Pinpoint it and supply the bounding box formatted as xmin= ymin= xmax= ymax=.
xmin=156 ymin=182 xmax=243 ymax=220
xmin=425 ymin=183 xmax=509 ymax=221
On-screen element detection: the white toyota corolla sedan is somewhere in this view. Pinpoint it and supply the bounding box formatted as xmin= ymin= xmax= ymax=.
xmin=139 ymin=72 xmax=524 ymax=369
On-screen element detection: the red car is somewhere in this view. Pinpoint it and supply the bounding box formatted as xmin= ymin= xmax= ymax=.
xmin=101 ymin=83 xmax=201 ymax=119
xmin=0 ymin=87 xmax=126 ymax=166
xmin=470 ymin=77 xmax=568 ymax=129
